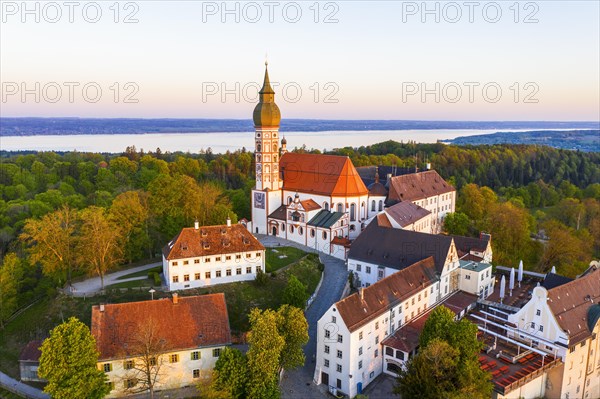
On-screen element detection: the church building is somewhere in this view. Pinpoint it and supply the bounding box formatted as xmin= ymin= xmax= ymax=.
xmin=249 ymin=65 xmax=382 ymax=259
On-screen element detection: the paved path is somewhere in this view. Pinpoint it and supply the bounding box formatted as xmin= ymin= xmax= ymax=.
xmin=257 ymin=235 xmax=349 ymax=399
xmin=69 ymin=262 xmax=162 ymax=296
xmin=0 ymin=371 xmax=49 ymax=399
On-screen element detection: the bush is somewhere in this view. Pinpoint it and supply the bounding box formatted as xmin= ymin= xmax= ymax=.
xmin=152 ymin=273 xmax=161 ymax=286
xmin=270 ymin=271 xmax=277 ymax=278
xmin=254 ymin=269 xmax=268 ymax=286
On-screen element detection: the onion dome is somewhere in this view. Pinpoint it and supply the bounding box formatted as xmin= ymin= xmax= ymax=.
xmin=253 ymin=62 xmax=281 ymax=128
xmin=281 ymin=136 xmax=287 ymax=145
xmin=368 ymin=167 xmax=388 ymax=196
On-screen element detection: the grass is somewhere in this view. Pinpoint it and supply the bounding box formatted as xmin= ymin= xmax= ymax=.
xmin=0 ymin=254 xmax=323 ymax=378
xmin=264 ymin=246 xmax=307 ymax=272
xmin=115 ymin=266 xmax=162 ymax=281
xmin=0 ymin=386 xmax=24 ymax=398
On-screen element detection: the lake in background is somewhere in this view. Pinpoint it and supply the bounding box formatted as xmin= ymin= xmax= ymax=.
xmin=0 ymin=129 xmax=575 ymax=153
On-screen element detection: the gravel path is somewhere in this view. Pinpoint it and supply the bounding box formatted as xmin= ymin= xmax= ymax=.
xmin=68 ymin=262 xmax=162 ymax=297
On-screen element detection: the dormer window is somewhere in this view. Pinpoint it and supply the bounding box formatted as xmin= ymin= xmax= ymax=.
xmin=203 ymin=243 xmax=210 ymax=249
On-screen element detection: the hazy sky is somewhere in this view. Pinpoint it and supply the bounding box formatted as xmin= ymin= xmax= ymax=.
xmin=1 ymin=1 xmax=599 ymax=120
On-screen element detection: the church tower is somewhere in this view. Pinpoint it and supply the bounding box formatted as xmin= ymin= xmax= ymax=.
xmin=253 ymin=62 xmax=281 ymax=191
xmin=251 ymin=63 xmax=283 ymax=235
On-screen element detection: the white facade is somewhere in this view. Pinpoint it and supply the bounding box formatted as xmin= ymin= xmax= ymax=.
xmin=101 ymin=345 xmax=226 ymax=398
xmin=411 ymin=191 xmax=456 ymax=234
xmin=458 ymin=260 xmax=495 ymax=299
xmin=163 ymin=249 xmax=265 ymax=291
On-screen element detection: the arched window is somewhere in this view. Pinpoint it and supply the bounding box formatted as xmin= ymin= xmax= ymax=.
xmin=289 ymin=225 xmax=294 ymax=233
xmin=337 ymin=203 xmax=343 ymax=213
xmin=299 ymin=227 xmax=304 ymax=235
xmin=281 ymin=223 xmax=285 ymax=230
xmin=371 ymin=200 xmax=376 ymax=211
xmin=350 ymin=203 xmax=356 ymax=221
xmin=361 ymin=202 xmax=365 ymax=219
xmin=323 ymin=202 xmax=329 ymax=211
xmin=378 ymin=200 xmax=383 ymax=211
xmin=288 ymin=196 xmax=293 ymax=205
xmin=257 ymin=143 xmax=262 ymax=152
xmin=350 ymin=225 xmax=356 ymax=232
xmin=310 ymin=229 xmax=315 ymax=238
xmin=322 ymin=231 xmax=328 ymax=240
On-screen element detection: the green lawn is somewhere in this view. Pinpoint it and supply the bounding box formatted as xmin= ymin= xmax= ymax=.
xmin=0 ymin=386 xmax=24 ymax=398
xmin=115 ymin=265 xmax=162 ymax=280
xmin=265 ymin=246 xmax=307 ymax=272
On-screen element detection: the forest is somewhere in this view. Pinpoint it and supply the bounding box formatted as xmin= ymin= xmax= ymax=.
xmin=0 ymin=141 xmax=599 ymax=325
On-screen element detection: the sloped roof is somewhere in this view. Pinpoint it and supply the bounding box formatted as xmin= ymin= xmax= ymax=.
xmin=91 ymin=294 xmax=231 ymax=360
xmin=376 ymin=213 xmax=393 ymax=228
xmin=348 ymin=223 xmax=453 ymax=274
xmin=542 ymin=273 xmax=573 ymax=290
xmin=336 ymin=257 xmax=438 ymax=332
xmin=300 ymin=199 xmax=321 ymax=211
xmin=451 ymin=234 xmax=490 ymax=256
xmin=388 ymin=170 xmax=455 ymax=203
xmin=385 ymin=201 xmax=431 ymax=228
xmin=268 ymin=205 xmax=287 ymax=221
xmin=163 ymin=224 xmax=265 ymax=260
xmin=367 ymin=181 xmax=388 ymax=196
xmin=280 ymin=153 xmax=368 ymax=197
xmin=547 ymin=266 xmax=600 ymax=345
xmin=19 ymin=340 xmax=42 ymax=362
xmin=382 ymin=291 xmax=478 ymax=352
xmin=308 ymin=210 xmax=344 ymax=228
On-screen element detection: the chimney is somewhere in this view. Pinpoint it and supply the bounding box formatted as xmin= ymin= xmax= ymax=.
xmin=226 ymin=216 xmax=231 ymax=227
xmin=426 ymin=162 xmax=431 ymax=170
xmin=194 ymin=220 xmax=199 ymax=230
xmin=99 ymin=304 xmax=105 ymax=312
xmin=172 ymin=293 xmax=179 ymax=304
xmin=359 ymin=288 xmax=364 ymax=302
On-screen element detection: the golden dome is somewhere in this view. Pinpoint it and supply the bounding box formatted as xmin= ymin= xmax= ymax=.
xmin=253 ymin=64 xmax=281 ymax=128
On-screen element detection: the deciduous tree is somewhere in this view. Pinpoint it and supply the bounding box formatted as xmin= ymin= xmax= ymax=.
xmin=0 ymin=252 xmax=23 ymax=327
xmin=38 ymin=317 xmax=109 ymax=399
xmin=276 ymin=304 xmax=308 ymax=371
xmin=282 ymin=275 xmax=308 ymax=309
xmin=211 ymin=347 xmax=248 ymax=398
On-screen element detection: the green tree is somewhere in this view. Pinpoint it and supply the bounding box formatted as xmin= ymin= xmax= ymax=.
xmin=78 ymin=206 xmax=123 ymax=290
xmin=483 ymin=201 xmax=533 ymax=266
xmin=276 ymin=304 xmax=309 ymax=371
xmin=110 ymin=190 xmax=151 ymax=262
xmin=443 ymin=212 xmax=470 ymax=236
xmin=20 ymin=205 xmax=79 ymax=285
xmin=246 ymin=308 xmax=285 ymax=399
xmin=38 ymin=317 xmax=109 ymax=399
xmin=282 ymin=275 xmax=308 ymax=309
xmin=0 ymin=253 xmax=23 ymax=327
xmin=211 ymin=347 xmax=248 ymax=398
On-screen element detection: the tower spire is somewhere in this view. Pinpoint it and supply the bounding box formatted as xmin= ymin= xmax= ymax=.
xmin=260 ymin=62 xmax=275 ymax=96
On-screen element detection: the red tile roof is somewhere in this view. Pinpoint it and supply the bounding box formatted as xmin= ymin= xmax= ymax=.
xmin=388 ymin=170 xmax=455 ymax=203
xmin=280 ymin=153 xmax=368 ymax=197
xmin=91 ymin=294 xmax=231 ymax=360
xmin=547 ymin=266 xmax=600 ymax=345
xmin=19 ymin=340 xmax=43 ymax=362
xmin=336 ymin=257 xmax=438 ymax=332
xmin=163 ymin=224 xmax=264 ymax=260
xmin=376 ymin=213 xmax=393 ymax=228
xmin=300 ymin=199 xmax=322 ymax=211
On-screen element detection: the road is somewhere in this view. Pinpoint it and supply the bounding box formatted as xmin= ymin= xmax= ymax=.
xmin=69 ymin=262 xmax=162 ymax=296
xmin=0 ymin=371 xmax=49 ymax=399
xmin=257 ymin=235 xmax=349 ymax=399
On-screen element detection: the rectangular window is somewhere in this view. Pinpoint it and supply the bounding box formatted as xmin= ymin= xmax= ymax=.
xmin=170 ymin=354 xmax=179 ymax=363
xmin=125 ymin=379 xmax=137 ymax=389
xmin=366 ymin=266 xmax=371 ymax=274
xmin=103 ymin=363 xmax=112 ymax=372
xmin=246 ymin=266 xmax=252 ymax=273
xmin=213 ymin=348 xmax=221 ymax=358
xmin=325 ymin=345 xmax=330 ymax=354
xmin=172 ymin=275 xmax=179 ymax=283
xmin=324 ymin=359 xmax=329 ymax=367
xmin=359 ymin=347 xmax=363 ymax=356
xmin=205 ymin=271 xmax=211 ymax=279
xmin=257 ymin=266 xmax=262 ymax=272
xmin=356 ymin=264 xmax=362 ymax=272
xmin=172 ymin=261 xmax=178 ymax=266
xmin=226 ymin=256 xmax=231 ymax=261
xmin=375 ymin=336 xmax=379 ymax=344
xmin=183 ymin=260 xmax=189 ymax=265
xmin=539 ymin=325 xmax=544 ymax=332
xmin=194 ymin=259 xmax=200 ymax=264
xmin=386 ymin=347 xmax=393 ymax=356
xmin=336 ymin=364 xmax=342 ymax=373
xmin=337 ymin=350 xmax=342 ymax=359
xmin=195 ymin=273 xmax=200 ymax=280
xmin=205 ymin=257 xmax=211 ymax=263
xmin=325 ymin=330 xmax=330 ymax=339
xmin=236 ymin=268 xmax=242 ymax=275
xmin=149 ymin=357 xmax=156 ymax=366
xmin=216 ymin=270 xmax=222 ymax=278
xmin=226 ymin=269 xmax=232 ymax=276
xmin=191 ymin=351 xmax=200 ymax=360
xmin=184 ymin=274 xmax=190 ymax=282
xmin=465 ymin=275 xmax=471 ymax=280
xmin=256 ymin=252 xmax=262 ymax=257
xmin=337 ymin=334 xmax=343 ymax=343
xmin=193 ymin=369 xmax=200 ymax=378
xmin=236 ymin=254 xmax=241 ymax=259
xmin=337 ymin=379 xmax=342 ymax=389
xmin=246 ymin=253 xmax=251 ymax=258
xmin=359 ymin=331 xmax=363 ymax=340
xmin=358 ymin=360 xmax=363 ymax=369
xmin=332 ymin=316 xmax=336 ymax=323
xmin=216 ymin=257 xmax=221 ymax=262
xmin=124 ymin=360 xmax=134 ymax=370
xmin=105 ymin=381 xmax=114 ymax=391
xmin=375 ymin=321 xmax=379 ymax=330
xmin=396 ymin=351 xmax=404 ymax=360
xmin=374 ymin=349 xmax=378 ymax=358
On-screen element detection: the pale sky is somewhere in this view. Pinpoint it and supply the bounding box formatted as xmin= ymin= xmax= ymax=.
xmin=1 ymin=1 xmax=599 ymax=120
